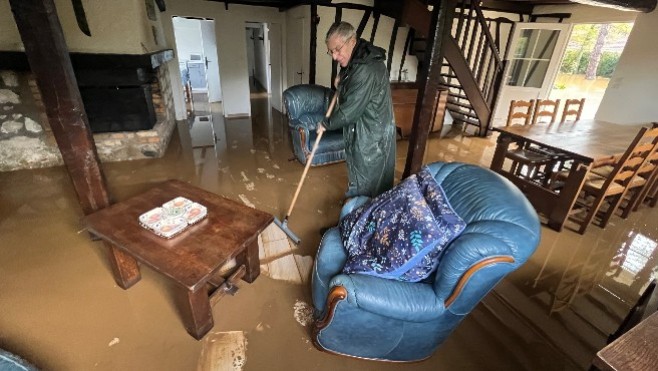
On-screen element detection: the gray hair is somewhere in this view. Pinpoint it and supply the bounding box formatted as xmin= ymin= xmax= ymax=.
xmin=325 ymin=22 xmax=356 ymax=43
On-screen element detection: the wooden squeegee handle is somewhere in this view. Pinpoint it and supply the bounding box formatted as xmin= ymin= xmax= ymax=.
xmin=285 ymin=92 xmax=338 ymax=218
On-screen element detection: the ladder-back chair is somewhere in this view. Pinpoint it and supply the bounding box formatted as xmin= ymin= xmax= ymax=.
xmin=533 ymin=99 xmax=561 ymax=125
xmin=632 ymin=122 xmax=658 ymax=211
xmin=589 ymin=123 xmax=658 ymax=218
xmin=506 ymin=99 xmax=535 ymax=126
xmin=568 ymin=126 xmax=658 ymax=234
xmin=561 ymin=98 xmax=586 ymax=123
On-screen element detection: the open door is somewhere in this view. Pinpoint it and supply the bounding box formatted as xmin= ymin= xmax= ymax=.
xmin=492 ymin=23 xmax=571 ymax=126
xmin=287 ymin=17 xmax=306 ymax=86
xmin=269 ymin=23 xmax=283 ymax=112
xmin=200 ymin=19 xmax=222 ymax=103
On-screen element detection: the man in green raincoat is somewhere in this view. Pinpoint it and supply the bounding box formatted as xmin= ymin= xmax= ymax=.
xmin=318 ymin=21 xmax=396 ymax=198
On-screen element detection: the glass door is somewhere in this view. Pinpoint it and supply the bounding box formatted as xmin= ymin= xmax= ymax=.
xmin=492 ymin=23 xmax=571 ymax=126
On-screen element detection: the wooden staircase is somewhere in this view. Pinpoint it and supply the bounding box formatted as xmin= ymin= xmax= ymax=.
xmin=377 ymin=0 xmax=508 ymax=136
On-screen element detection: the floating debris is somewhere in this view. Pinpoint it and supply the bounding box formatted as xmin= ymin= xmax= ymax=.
xmin=197 ymin=331 xmax=247 ymax=371
xmin=293 ymin=300 xmax=314 ymax=327
xmin=257 ymin=168 xmax=265 ymax=174
xmin=240 ymin=171 xmax=249 ymax=182
xmin=245 ymin=182 xmax=255 ymax=191
xmin=238 ymin=194 xmax=255 ymax=208
xmin=108 ymin=338 xmax=120 ymax=347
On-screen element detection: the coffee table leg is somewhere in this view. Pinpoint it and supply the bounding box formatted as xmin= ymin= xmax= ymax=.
xmin=178 ymin=287 xmax=214 ymax=340
xmin=237 ymin=239 xmax=260 ymax=283
xmin=104 ymin=241 xmax=141 ymax=289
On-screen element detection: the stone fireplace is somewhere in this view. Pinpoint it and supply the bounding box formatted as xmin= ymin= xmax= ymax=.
xmin=0 ymin=50 xmax=177 ymax=172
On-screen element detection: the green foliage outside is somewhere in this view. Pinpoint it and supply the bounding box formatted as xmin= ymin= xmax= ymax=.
xmin=558 ymin=23 xmax=632 ymax=79
xmin=560 ymin=50 xmax=621 ymax=78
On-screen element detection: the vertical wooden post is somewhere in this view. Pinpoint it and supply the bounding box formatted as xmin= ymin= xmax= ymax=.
xmin=10 ymin=0 xmax=141 ymax=288
xmin=402 ymin=0 xmax=457 ymax=179
xmin=9 ymin=0 xmax=109 ymax=215
xmin=309 ymin=4 xmax=319 ymax=85
xmin=330 ymin=7 xmax=343 ymax=89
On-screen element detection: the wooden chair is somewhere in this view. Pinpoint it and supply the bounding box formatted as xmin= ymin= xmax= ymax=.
xmin=591 ymin=123 xmax=658 ymax=218
xmin=561 ymin=98 xmax=586 ymax=123
xmin=506 ymin=99 xmax=535 ymax=126
xmin=532 ymin=99 xmax=561 ymax=125
xmin=630 ymin=122 xmax=658 ymax=211
xmin=567 ymin=126 xmax=658 ymax=234
xmin=505 ymin=99 xmax=559 ymax=183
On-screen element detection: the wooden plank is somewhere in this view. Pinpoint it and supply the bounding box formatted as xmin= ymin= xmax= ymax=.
xmin=309 ymin=4 xmax=318 ymax=85
xmin=9 ymin=0 xmax=110 ymax=216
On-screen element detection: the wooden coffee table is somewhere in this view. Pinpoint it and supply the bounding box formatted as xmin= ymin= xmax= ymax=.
xmin=83 ymin=179 xmax=273 ymax=339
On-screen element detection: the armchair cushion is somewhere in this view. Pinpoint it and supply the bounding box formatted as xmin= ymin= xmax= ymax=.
xmin=340 ymin=167 xmax=466 ymax=282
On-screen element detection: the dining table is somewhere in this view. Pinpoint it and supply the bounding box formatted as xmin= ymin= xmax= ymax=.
xmin=490 ymin=119 xmax=647 ymax=232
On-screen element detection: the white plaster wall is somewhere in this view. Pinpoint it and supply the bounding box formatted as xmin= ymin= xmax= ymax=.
xmin=172 ymin=18 xmax=204 ymax=62
xmin=0 ymin=0 xmax=155 ymax=54
xmin=162 ymin=0 xmax=285 ymax=119
xmin=315 ymin=6 xmax=417 ymax=87
xmin=595 ymin=9 xmax=658 ymax=124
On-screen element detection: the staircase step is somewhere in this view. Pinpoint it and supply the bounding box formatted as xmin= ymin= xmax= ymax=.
xmin=449 ymin=111 xmax=480 ymax=126
xmin=446 ymin=102 xmax=476 ymax=115
xmin=442 ymin=82 xmax=464 ymax=90
xmin=446 ymin=98 xmax=473 ymax=109
xmin=447 ymin=92 xmax=469 ymax=100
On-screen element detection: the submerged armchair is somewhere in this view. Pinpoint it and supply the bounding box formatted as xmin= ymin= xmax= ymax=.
xmin=311 ymin=162 xmax=541 ymax=362
xmin=283 ymin=84 xmax=345 ymax=166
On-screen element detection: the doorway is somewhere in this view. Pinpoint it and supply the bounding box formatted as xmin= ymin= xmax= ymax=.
xmin=549 ymin=22 xmax=634 ymax=120
xmin=244 ymin=22 xmax=284 ymax=113
xmin=172 ymin=16 xmax=223 ymax=115
xmin=172 ymin=16 xmax=223 ymax=149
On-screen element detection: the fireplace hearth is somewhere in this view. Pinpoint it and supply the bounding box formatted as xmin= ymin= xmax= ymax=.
xmin=1 ymin=50 xmax=173 ymax=134
xmin=0 ymin=49 xmax=177 ymax=171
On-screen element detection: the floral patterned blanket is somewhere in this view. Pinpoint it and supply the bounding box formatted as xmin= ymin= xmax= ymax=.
xmin=340 ymin=166 xmax=466 ymax=282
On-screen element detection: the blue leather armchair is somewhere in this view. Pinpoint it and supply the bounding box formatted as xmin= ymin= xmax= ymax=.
xmin=0 ymin=349 xmax=38 ymax=370
xmin=311 ymin=161 xmax=541 ymax=361
xmin=283 ymin=84 xmax=346 ymax=166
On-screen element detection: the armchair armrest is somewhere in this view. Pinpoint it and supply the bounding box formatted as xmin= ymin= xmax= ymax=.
xmin=290 ymin=113 xmax=326 ymax=131
xmin=328 ymin=274 xmax=445 ymax=322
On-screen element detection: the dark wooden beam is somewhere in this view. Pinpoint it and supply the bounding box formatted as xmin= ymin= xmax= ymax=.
xmin=330 ymin=7 xmax=342 ymax=89
xmin=403 ymin=0 xmax=456 ymax=179
xmin=309 ymin=4 xmax=318 ymax=84
xmin=479 ymin=0 xmax=535 ymax=14
xmin=355 ymin=9 xmax=371 ymax=39
xmin=10 ymin=0 xmax=110 ymax=215
xmin=370 ymin=12 xmax=380 ymax=44
xmin=9 ymin=0 xmax=140 ymax=288
xmin=386 ymin=19 xmax=400 ymax=73
xmin=398 ymin=28 xmax=413 ymax=82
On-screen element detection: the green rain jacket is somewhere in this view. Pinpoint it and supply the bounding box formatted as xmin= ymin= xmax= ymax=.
xmin=323 ymin=38 xmax=396 ymax=198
